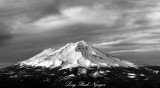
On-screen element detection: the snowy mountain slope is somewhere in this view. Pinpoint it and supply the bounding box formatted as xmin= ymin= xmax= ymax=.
xmin=19 ymin=40 xmax=136 ymax=69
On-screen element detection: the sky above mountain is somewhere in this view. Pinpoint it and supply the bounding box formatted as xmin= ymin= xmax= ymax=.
xmin=0 ymin=0 xmax=160 ymax=68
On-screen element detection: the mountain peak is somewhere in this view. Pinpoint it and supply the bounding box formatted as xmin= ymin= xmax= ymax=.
xmin=76 ymin=40 xmax=87 ymax=45
xmin=19 ymin=41 xmax=136 ymax=69
xmin=65 ymin=40 xmax=88 ymax=49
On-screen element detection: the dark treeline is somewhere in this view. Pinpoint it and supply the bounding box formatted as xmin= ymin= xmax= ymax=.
xmin=0 ymin=65 xmax=160 ymax=88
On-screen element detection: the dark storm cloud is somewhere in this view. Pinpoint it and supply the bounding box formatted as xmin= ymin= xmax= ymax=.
xmin=0 ymin=22 xmax=12 ymax=47
xmin=0 ymin=34 xmax=11 ymax=47
xmin=0 ymin=0 xmax=62 ymax=22
xmin=0 ymin=0 xmax=67 ymax=48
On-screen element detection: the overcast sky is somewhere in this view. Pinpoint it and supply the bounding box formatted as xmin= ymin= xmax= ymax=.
xmin=0 ymin=0 xmax=160 ymax=68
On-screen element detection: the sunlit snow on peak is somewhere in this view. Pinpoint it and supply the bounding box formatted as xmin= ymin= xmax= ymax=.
xmin=19 ymin=41 xmax=136 ymax=69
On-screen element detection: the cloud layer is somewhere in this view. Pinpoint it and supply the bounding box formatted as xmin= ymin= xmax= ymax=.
xmin=1 ymin=0 xmax=160 ymax=67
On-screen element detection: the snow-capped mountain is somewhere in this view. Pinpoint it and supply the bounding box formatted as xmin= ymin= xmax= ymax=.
xmin=2 ymin=40 xmax=160 ymax=88
xmin=19 ymin=40 xmax=136 ymax=69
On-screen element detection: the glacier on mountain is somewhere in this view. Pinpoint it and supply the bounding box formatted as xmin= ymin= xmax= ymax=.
xmin=19 ymin=40 xmax=136 ymax=69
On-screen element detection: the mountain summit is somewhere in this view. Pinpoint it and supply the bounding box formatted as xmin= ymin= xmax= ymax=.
xmin=19 ymin=40 xmax=136 ymax=69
